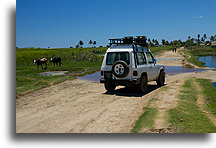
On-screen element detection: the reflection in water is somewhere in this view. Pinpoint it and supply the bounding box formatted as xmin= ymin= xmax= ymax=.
xmin=198 ymin=56 xmax=216 ymax=68
xmin=77 ymin=66 xmax=212 ymax=82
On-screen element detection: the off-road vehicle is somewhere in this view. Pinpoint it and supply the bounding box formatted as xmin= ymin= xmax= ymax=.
xmin=100 ymin=36 xmax=165 ymax=93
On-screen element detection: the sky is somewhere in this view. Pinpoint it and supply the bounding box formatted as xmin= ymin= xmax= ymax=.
xmin=16 ymin=0 xmax=216 ymax=48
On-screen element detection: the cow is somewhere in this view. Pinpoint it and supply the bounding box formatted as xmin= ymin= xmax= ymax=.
xmin=33 ymin=58 xmax=48 ymax=69
xmin=50 ymin=57 xmax=62 ymax=67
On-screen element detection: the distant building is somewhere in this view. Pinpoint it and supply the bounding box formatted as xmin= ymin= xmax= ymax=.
xmin=211 ymin=41 xmax=216 ymax=47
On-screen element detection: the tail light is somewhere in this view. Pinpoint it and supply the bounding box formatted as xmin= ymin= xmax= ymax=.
xmin=133 ymin=71 xmax=138 ymax=76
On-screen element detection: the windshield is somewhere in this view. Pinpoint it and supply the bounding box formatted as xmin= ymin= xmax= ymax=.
xmin=106 ymin=52 xmax=130 ymax=65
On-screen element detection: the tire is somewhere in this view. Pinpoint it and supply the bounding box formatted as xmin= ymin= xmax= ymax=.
xmin=156 ymin=71 xmax=165 ymax=86
xmin=139 ymin=75 xmax=148 ymax=93
xmin=112 ymin=61 xmax=129 ymax=78
xmin=104 ymin=82 xmax=116 ymax=92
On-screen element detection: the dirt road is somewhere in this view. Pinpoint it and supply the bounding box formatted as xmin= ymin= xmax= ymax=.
xmin=16 ymin=48 xmax=216 ymax=133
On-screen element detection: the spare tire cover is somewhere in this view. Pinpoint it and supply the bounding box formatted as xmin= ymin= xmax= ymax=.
xmin=112 ymin=61 xmax=129 ymax=78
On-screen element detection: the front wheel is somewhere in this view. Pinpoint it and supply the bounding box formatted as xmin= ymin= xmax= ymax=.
xmin=104 ymin=82 xmax=116 ymax=92
xmin=139 ymin=75 xmax=148 ymax=94
xmin=156 ymin=71 xmax=165 ymax=86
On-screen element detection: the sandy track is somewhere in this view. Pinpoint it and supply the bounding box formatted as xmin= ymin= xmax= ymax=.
xmin=16 ymin=48 xmax=216 ymax=133
xmin=16 ymin=79 xmax=151 ymax=133
xmin=155 ymin=47 xmax=184 ymax=66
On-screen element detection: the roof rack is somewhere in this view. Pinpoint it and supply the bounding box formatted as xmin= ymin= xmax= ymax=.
xmin=109 ymin=36 xmax=148 ymax=48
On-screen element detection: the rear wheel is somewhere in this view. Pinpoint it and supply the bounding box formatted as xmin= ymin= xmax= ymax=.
xmin=139 ymin=75 xmax=148 ymax=93
xmin=104 ymin=82 xmax=116 ymax=92
xmin=157 ymin=71 xmax=165 ymax=86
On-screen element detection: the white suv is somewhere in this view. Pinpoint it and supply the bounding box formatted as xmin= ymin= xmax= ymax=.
xmin=100 ymin=36 xmax=165 ymax=93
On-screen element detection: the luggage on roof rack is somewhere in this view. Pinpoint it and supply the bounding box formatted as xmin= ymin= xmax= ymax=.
xmin=109 ymin=36 xmax=148 ymax=48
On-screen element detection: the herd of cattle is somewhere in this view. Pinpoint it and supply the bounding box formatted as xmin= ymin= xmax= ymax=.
xmin=33 ymin=57 xmax=62 ymax=69
xmin=33 ymin=50 xmax=103 ymax=69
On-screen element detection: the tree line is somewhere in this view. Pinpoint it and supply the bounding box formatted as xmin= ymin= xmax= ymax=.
xmin=73 ymin=40 xmax=97 ymax=48
xmin=147 ymin=34 xmax=216 ymax=47
xmin=184 ymin=34 xmax=216 ymax=47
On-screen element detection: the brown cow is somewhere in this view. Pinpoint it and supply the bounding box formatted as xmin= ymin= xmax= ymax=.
xmin=33 ymin=58 xmax=48 ymax=69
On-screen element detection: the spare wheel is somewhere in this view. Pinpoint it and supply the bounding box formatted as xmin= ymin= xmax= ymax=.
xmin=112 ymin=61 xmax=129 ymax=78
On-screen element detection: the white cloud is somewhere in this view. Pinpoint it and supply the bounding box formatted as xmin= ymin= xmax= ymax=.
xmin=193 ymin=16 xmax=205 ymax=19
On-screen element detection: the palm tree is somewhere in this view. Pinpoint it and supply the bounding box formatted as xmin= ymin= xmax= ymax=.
xmin=162 ymin=39 xmax=166 ymax=45
xmin=197 ymin=34 xmax=200 ymax=44
xmin=89 ymin=40 xmax=93 ymax=47
xmin=188 ymin=36 xmax=192 ymax=46
xmin=152 ymin=39 xmax=155 ymax=45
xmin=155 ymin=40 xmax=159 ymax=45
xmin=201 ymin=37 xmax=205 ymax=43
xmin=210 ymin=36 xmax=214 ymax=42
xmin=203 ymin=34 xmax=207 ymax=43
xmin=188 ymin=36 xmax=191 ymax=40
xmin=165 ymin=40 xmax=169 ymax=45
xmin=191 ymin=38 xmax=195 ymax=43
xmin=79 ymin=40 xmax=84 ymax=47
xmin=93 ymin=41 xmax=97 ymax=47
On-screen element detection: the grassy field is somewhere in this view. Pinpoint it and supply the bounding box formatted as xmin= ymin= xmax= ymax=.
xmin=16 ymin=47 xmax=106 ymax=96
xmin=149 ymin=45 xmax=174 ymax=54
xmin=16 ymin=45 xmax=174 ymax=97
xmin=181 ymin=46 xmax=216 ymax=67
xmin=167 ymin=78 xmax=216 ymax=133
xmin=186 ymin=46 xmax=216 ymax=56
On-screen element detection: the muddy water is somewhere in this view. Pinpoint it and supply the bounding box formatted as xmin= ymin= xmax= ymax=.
xmin=77 ymin=66 xmax=212 ymax=82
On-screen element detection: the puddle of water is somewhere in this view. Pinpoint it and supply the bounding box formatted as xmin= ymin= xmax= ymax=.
xmin=156 ymin=58 xmax=180 ymax=61
xmin=77 ymin=66 xmax=212 ymax=82
xmin=77 ymin=72 xmax=100 ymax=82
xmin=212 ymin=82 xmax=216 ymax=88
xmin=40 ymin=71 xmax=68 ymax=76
xmin=165 ymin=66 xmax=211 ymax=75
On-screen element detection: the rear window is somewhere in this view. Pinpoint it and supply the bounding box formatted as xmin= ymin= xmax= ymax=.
xmin=106 ymin=52 xmax=130 ymax=65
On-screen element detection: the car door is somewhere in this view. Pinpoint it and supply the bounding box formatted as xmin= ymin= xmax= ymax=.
xmin=136 ymin=52 xmax=152 ymax=81
xmin=145 ymin=52 xmax=157 ymax=81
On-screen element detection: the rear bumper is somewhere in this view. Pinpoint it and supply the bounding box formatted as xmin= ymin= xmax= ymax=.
xmin=100 ymin=78 xmax=140 ymax=85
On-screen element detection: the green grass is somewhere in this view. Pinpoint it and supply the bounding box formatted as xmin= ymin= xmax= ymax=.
xmin=150 ymin=45 xmax=174 ymax=55
xmin=186 ymin=46 xmax=216 ymax=56
xmin=16 ymin=47 xmax=107 ymax=96
xmin=131 ymin=107 xmax=158 ymax=133
xmin=181 ymin=50 xmax=205 ymax=67
xmin=131 ymin=98 xmax=158 ymax=133
xmin=167 ymin=78 xmax=216 ymax=133
xmin=196 ymin=78 xmax=216 ymax=115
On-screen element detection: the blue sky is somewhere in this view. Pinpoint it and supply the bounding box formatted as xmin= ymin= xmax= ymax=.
xmin=16 ymin=0 xmax=216 ymax=48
